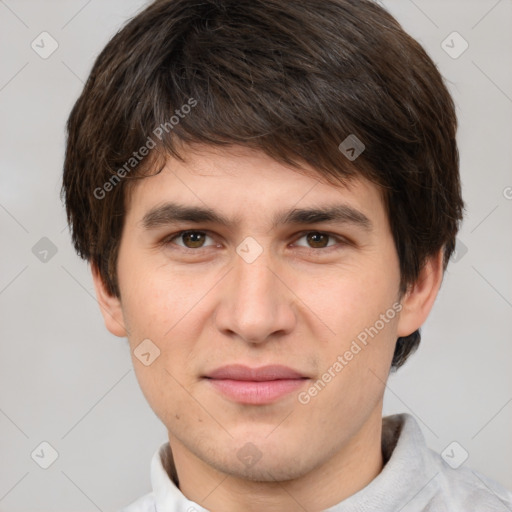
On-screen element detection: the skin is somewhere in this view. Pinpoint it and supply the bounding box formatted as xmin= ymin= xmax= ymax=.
xmin=92 ymin=144 xmax=443 ymax=512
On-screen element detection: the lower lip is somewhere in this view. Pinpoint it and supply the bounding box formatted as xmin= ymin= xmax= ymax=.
xmin=206 ymin=378 xmax=308 ymax=404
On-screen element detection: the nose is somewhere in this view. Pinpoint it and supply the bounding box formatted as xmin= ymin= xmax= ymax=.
xmin=214 ymin=247 xmax=296 ymax=345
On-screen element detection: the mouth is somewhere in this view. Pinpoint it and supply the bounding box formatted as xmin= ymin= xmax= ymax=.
xmin=203 ymin=364 xmax=310 ymax=405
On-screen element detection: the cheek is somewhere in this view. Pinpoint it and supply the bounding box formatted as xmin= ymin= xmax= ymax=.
xmin=310 ymin=262 xmax=400 ymax=337
xmin=118 ymin=264 xmax=203 ymax=379
xmin=117 ymin=251 xmax=186 ymax=338
xmin=120 ymin=272 xmax=198 ymax=420
xmin=306 ymin=254 xmax=401 ymax=392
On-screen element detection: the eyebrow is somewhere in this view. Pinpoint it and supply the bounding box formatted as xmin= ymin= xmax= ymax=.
xmin=141 ymin=202 xmax=372 ymax=231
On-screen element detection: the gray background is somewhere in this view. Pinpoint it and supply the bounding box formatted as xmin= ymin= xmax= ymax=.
xmin=0 ymin=0 xmax=511 ymax=510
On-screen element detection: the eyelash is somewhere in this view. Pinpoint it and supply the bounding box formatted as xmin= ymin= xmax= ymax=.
xmin=161 ymin=230 xmax=349 ymax=254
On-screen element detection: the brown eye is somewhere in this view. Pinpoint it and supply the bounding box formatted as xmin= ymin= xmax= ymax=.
xmin=294 ymin=231 xmax=340 ymax=250
xmin=166 ymin=231 xmax=215 ymax=249
xmin=182 ymin=232 xmax=206 ymax=248
xmin=306 ymin=232 xmax=330 ymax=248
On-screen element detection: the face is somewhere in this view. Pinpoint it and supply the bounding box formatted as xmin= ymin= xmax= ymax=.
xmin=95 ymin=144 xmax=435 ymax=483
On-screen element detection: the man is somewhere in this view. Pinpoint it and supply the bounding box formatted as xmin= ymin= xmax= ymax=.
xmin=61 ymin=0 xmax=512 ymax=510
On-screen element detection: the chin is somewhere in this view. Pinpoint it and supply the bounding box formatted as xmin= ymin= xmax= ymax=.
xmin=220 ymin=457 xmax=310 ymax=483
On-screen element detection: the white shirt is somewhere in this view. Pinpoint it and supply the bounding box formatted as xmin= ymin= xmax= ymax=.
xmin=120 ymin=413 xmax=512 ymax=511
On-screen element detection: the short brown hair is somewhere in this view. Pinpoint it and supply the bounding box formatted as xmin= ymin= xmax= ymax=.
xmin=62 ymin=0 xmax=464 ymax=369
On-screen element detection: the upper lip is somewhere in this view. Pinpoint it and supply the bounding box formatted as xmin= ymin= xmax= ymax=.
xmin=204 ymin=364 xmax=308 ymax=381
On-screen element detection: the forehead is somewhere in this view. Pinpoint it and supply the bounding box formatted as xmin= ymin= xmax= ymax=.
xmin=125 ymin=145 xmax=388 ymax=230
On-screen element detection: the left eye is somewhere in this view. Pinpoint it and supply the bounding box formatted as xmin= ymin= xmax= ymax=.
xmin=165 ymin=230 xmax=342 ymax=251
xmin=294 ymin=232 xmax=340 ymax=249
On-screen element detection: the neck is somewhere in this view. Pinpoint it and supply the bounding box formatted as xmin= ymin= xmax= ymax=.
xmin=167 ymin=407 xmax=384 ymax=512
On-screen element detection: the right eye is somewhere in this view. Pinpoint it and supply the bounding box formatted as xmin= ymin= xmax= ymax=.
xmin=162 ymin=230 xmax=218 ymax=250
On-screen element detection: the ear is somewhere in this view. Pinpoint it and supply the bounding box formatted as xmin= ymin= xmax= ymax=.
xmin=396 ymin=249 xmax=444 ymax=337
xmin=90 ymin=262 xmax=127 ymax=338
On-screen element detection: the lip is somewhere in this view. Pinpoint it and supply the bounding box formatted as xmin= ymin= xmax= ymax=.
xmin=205 ymin=364 xmax=307 ymax=381
xmin=203 ymin=364 xmax=309 ymax=405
